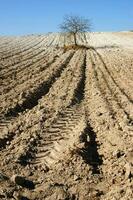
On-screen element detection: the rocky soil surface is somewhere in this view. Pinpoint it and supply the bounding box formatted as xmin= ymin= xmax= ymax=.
xmin=0 ymin=32 xmax=133 ymax=199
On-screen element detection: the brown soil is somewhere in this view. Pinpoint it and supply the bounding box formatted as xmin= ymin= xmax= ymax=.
xmin=0 ymin=33 xmax=133 ymax=200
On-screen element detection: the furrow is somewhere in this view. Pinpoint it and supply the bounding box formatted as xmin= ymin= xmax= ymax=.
xmin=0 ymin=36 xmax=46 ymax=59
xmin=91 ymin=49 xmax=133 ymax=128
xmin=1 ymin=51 xmax=74 ymax=117
xmin=0 ymin=51 xmax=74 ymax=149
xmin=84 ymin=46 xmax=133 ymax=198
xmin=89 ymin=50 xmax=132 ymax=132
xmin=92 ymin=49 xmax=133 ymax=119
xmin=84 ymin=50 xmax=126 ymax=173
xmin=1 ymin=49 xmax=62 ymax=95
xmin=1 ymin=46 xmax=48 ymax=77
xmin=8 ymin=50 xmax=86 ymax=164
xmin=0 ymin=37 xmax=48 ymax=72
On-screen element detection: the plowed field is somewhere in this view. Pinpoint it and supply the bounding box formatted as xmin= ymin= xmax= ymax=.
xmin=0 ymin=32 xmax=133 ymax=200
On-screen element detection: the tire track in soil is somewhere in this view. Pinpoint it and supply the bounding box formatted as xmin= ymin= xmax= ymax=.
xmin=33 ymin=101 xmax=86 ymax=167
xmin=19 ymin=49 xmax=104 ymax=179
xmin=0 ymin=51 xmax=74 ymax=150
xmin=0 ymin=48 xmax=105 ymax=200
xmin=90 ymin=48 xmax=133 ymax=130
xmin=31 ymin=105 xmax=86 ymax=170
xmin=28 ymin=49 xmax=105 ymax=199
xmin=8 ymin=49 xmax=83 ymax=163
xmin=13 ymin=50 xmax=87 ymax=168
xmin=12 ymin=50 xmax=104 ymax=187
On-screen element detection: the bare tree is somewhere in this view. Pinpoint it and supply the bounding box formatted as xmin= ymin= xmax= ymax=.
xmin=60 ymin=15 xmax=91 ymax=46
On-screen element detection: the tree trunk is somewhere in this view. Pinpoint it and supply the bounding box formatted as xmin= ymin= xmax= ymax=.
xmin=73 ymin=33 xmax=77 ymax=46
xmin=84 ymin=33 xmax=87 ymax=44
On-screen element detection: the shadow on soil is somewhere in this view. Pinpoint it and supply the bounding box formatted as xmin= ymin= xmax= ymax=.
xmin=79 ymin=124 xmax=103 ymax=174
xmin=5 ymin=53 xmax=74 ymax=118
xmin=70 ymin=52 xmax=86 ymax=106
xmin=62 ymin=44 xmax=119 ymax=52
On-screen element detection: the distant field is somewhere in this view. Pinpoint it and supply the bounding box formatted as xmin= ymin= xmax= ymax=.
xmin=0 ymin=32 xmax=133 ymax=200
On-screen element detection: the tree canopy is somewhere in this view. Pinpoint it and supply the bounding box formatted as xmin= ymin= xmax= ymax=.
xmin=60 ymin=15 xmax=91 ymax=46
xmin=60 ymin=15 xmax=91 ymax=34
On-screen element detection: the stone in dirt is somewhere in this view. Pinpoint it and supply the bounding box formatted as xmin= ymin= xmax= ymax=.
xmin=13 ymin=191 xmax=30 ymax=200
xmin=11 ymin=175 xmax=35 ymax=189
xmin=0 ymin=171 xmax=9 ymax=182
xmin=126 ymin=150 xmax=133 ymax=164
xmin=73 ymin=174 xmax=80 ymax=181
xmin=124 ymin=163 xmax=133 ymax=179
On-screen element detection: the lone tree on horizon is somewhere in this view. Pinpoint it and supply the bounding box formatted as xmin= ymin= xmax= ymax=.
xmin=60 ymin=15 xmax=91 ymax=46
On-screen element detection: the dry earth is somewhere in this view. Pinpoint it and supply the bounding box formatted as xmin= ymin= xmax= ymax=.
xmin=0 ymin=32 xmax=133 ymax=200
